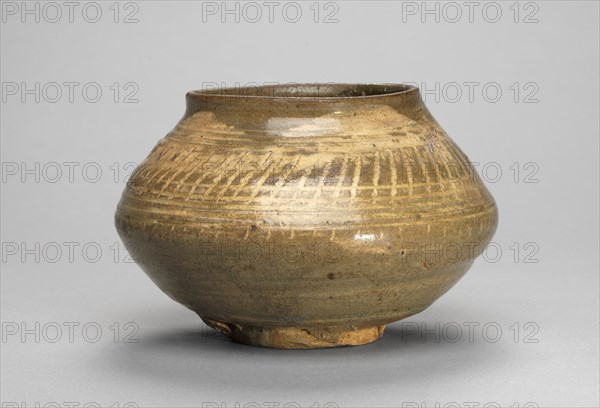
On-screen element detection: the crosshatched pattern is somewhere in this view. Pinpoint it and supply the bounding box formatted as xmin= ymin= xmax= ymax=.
xmin=121 ymin=110 xmax=494 ymax=232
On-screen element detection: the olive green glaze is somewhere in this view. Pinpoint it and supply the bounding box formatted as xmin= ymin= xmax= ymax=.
xmin=115 ymin=84 xmax=498 ymax=349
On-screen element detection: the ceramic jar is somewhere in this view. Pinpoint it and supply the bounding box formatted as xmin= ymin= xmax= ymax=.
xmin=115 ymin=84 xmax=498 ymax=348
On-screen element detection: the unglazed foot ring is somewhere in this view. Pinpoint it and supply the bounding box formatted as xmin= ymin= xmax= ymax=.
xmin=201 ymin=316 xmax=385 ymax=349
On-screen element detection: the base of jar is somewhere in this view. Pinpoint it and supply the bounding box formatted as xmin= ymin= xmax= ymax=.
xmin=200 ymin=316 xmax=386 ymax=349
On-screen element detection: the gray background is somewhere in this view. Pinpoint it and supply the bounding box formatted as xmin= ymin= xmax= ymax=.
xmin=1 ymin=1 xmax=598 ymax=407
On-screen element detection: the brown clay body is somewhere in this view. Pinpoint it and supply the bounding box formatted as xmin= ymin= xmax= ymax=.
xmin=115 ymin=84 xmax=498 ymax=348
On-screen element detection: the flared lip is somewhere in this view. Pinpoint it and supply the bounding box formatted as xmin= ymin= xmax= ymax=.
xmin=187 ymin=83 xmax=419 ymax=101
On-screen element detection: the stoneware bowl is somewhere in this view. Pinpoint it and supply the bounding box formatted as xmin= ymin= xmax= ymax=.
xmin=115 ymin=83 xmax=498 ymax=348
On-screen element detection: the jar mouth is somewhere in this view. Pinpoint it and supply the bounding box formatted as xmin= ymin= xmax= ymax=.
xmin=188 ymin=83 xmax=418 ymax=100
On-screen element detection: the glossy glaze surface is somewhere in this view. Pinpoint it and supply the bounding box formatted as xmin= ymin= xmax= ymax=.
xmin=115 ymin=84 xmax=498 ymax=348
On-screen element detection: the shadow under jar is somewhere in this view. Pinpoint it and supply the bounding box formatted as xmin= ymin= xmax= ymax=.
xmin=115 ymin=83 xmax=498 ymax=349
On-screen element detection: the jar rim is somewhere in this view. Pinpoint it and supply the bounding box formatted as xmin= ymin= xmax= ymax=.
xmin=187 ymin=83 xmax=419 ymax=101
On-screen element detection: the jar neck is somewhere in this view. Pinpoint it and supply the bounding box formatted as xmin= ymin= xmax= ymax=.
xmin=181 ymin=84 xmax=429 ymax=130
